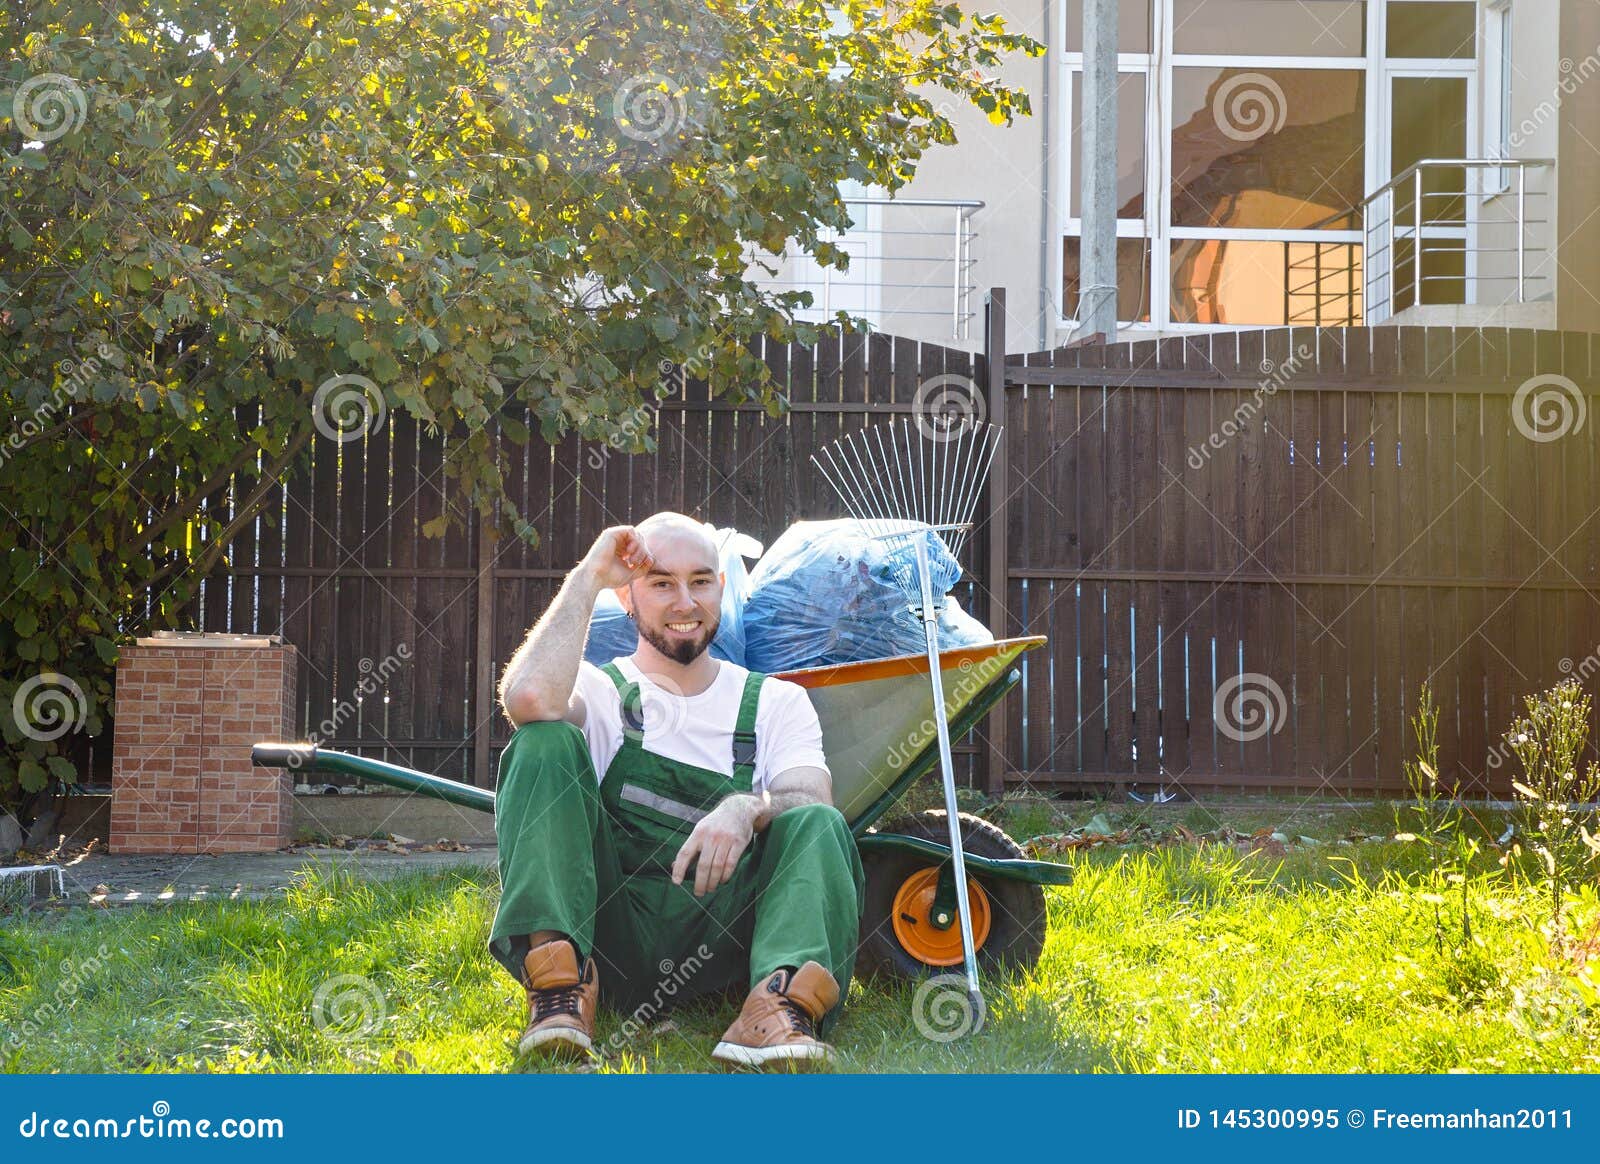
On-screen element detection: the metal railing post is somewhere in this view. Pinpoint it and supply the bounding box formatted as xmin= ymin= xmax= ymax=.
xmin=1517 ymin=164 xmax=1527 ymax=303
xmin=1413 ymin=166 xmax=1424 ymax=309
xmin=1314 ymin=242 xmax=1324 ymax=325
xmin=952 ymin=205 xmax=964 ymax=341
xmin=1384 ymin=189 xmax=1394 ymax=321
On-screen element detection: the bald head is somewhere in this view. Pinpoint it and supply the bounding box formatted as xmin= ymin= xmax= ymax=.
xmin=635 ymin=511 xmax=719 ymax=566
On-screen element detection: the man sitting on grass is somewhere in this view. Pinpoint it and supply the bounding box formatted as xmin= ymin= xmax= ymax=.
xmin=490 ymin=512 xmax=864 ymax=1068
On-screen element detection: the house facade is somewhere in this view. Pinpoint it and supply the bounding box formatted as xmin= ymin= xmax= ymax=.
xmin=755 ymin=0 xmax=1600 ymax=350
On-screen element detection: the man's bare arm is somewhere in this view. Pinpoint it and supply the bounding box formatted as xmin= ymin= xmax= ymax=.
xmin=672 ymin=765 xmax=834 ymax=897
xmin=498 ymin=525 xmax=653 ymax=727
xmin=713 ymin=764 xmax=832 ymax=834
xmin=750 ymin=765 xmax=832 ymax=830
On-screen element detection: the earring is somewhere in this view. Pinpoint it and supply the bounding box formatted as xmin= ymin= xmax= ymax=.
xmin=625 ymin=609 xmax=635 ymax=621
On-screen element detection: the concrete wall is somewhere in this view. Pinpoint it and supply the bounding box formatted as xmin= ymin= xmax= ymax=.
xmin=1473 ymin=0 xmax=1560 ymax=315
xmin=1556 ymin=0 xmax=1600 ymax=331
xmin=889 ymin=0 xmax=1053 ymax=351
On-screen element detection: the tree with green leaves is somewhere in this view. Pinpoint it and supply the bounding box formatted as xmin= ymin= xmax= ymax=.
xmin=0 ymin=0 xmax=1040 ymax=813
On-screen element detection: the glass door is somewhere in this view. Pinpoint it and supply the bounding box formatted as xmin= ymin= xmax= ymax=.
xmin=1379 ymin=1 xmax=1476 ymax=310
xmin=1387 ymin=75 xmax=1470 ymax=308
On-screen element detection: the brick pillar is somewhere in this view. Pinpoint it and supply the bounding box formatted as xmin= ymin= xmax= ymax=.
xmin=110 ymin=634 xmax=298 ymax=854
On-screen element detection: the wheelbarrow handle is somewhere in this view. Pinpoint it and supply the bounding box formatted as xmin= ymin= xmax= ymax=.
xmin=251 ymin=742 xmax=497 ymax=813
xmin=252 ymin=742 xmax=319 ymax=769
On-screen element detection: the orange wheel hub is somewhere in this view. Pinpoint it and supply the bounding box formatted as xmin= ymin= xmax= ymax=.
xmin=890 ymin=867 xmax=991 ymax=967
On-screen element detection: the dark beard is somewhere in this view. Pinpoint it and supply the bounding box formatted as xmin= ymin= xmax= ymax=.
xmin=637 ymin=615 xmax=720 ymax=665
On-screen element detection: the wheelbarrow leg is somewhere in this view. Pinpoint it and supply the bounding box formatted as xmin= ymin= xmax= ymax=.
xmin=913 ymin=536 xmax=984 ymax=1028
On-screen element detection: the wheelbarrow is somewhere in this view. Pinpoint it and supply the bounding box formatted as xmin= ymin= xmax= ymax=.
xmin=251 ymin=635 xmax=1068 ymax=979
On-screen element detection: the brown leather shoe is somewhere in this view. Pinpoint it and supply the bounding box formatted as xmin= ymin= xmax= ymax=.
xmin=711 ymin=962 xmax=840 ymax=1069
xmin=516 ymin=938 xmax=598 ymax=1059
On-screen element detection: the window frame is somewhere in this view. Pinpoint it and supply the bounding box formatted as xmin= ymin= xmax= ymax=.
xmin=1056 ymin=0 xmax=1482 ymax=334
xmin=1482 ymin=0 xmax=1513 ymax=196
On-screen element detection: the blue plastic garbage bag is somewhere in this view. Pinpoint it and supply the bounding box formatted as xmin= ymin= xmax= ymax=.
xmin=583 ymin=524 xmax=762 ymax=667
xmin=742 ymin=519 xmax=993 ymax=672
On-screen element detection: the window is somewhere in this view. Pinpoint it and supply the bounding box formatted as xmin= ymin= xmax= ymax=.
xmin=1385 ymin=1 xmax=1476 ymax=59
xmin=1069 ymin=70 xmax=1147 ymax=220
xmin=1063 ymin=237 xmax=1154 ymax=322
xmin=1170 ymin=238 xmax=1362 ymax=325
xmin=1484 ymin=1 xmax=1513 ymax=193
xmin=1059 ymin=0 xmax=1481 ymax=331
xmin=1172 ymin=0 xmax=1366 ymax=56
xmin=1064 ymin=0 xmax=1153 ymax=53
xmin=1169 ymin=67 xmax=1366 ymax=230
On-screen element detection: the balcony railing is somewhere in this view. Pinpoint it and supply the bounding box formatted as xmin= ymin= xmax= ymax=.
xmin=744 ymin=197 xmax=984 ymax=342
xmin=1362 ymin=158 xmax=1554 ymax=324
xmin=1284 ymin=227 xmax=1363 ymax=326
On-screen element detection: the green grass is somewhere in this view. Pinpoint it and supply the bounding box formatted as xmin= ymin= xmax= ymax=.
xmin=3 ymin=806 xmax=1597 ymax=1073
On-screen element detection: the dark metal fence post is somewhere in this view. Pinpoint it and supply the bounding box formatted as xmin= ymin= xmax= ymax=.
xmin=473 ymin=499 xmax=496 ymax=787
xmin=983 ymin=288 xmax=1011 ymax=795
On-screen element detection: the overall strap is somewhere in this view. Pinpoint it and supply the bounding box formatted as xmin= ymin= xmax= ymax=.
xmin=599 ymin=662 xmax=645 ymax=734
xmin=732 ymin=671 xmax=765 ymax=786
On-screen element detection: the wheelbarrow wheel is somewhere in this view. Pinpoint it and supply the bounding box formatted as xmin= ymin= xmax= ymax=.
xmin=858 ymin=810 xmax=1046 ymax=980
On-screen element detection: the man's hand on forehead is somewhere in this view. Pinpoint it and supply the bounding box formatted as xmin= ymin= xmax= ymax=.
xmin=580 ymin=525 xmax=655 ymax=589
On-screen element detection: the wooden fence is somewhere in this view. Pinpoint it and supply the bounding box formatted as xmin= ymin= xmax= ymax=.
xmin=184 ymin=330 xmax=990 ymax=789
xmin=994 ymin=306 xmax=1600 ymax=798
xmin=175 ymin=291 xmax=1600 ymax=799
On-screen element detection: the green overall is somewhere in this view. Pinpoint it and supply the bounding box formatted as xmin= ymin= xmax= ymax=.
xmin=488 ymin=663 xmax=865 ymax=1035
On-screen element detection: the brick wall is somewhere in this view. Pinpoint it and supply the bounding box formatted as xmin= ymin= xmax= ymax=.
xmin=110 ymin=637 xmax=298 ymax=854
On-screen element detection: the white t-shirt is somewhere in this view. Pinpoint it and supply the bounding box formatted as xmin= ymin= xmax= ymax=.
xmin=573 ymin=657 xmax=829 ymax=793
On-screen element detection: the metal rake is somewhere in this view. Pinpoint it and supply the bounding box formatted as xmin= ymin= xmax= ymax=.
xmin=811 ymin=416 xmax=1002 ymax=1028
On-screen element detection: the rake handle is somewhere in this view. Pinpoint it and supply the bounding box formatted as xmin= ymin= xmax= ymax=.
xmin=913 ymin=535 xmax=983 ymax=1014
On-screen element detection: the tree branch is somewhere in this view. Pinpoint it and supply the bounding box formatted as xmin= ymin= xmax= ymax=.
xmin=143 ymin=424 xmax=314 ymax=598
xmin=138 ymin=438 xmax=264 ymax=550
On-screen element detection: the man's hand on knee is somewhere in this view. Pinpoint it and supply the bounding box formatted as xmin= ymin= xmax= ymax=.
xmin=671 ymin=796 xmax=760 ymax=897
